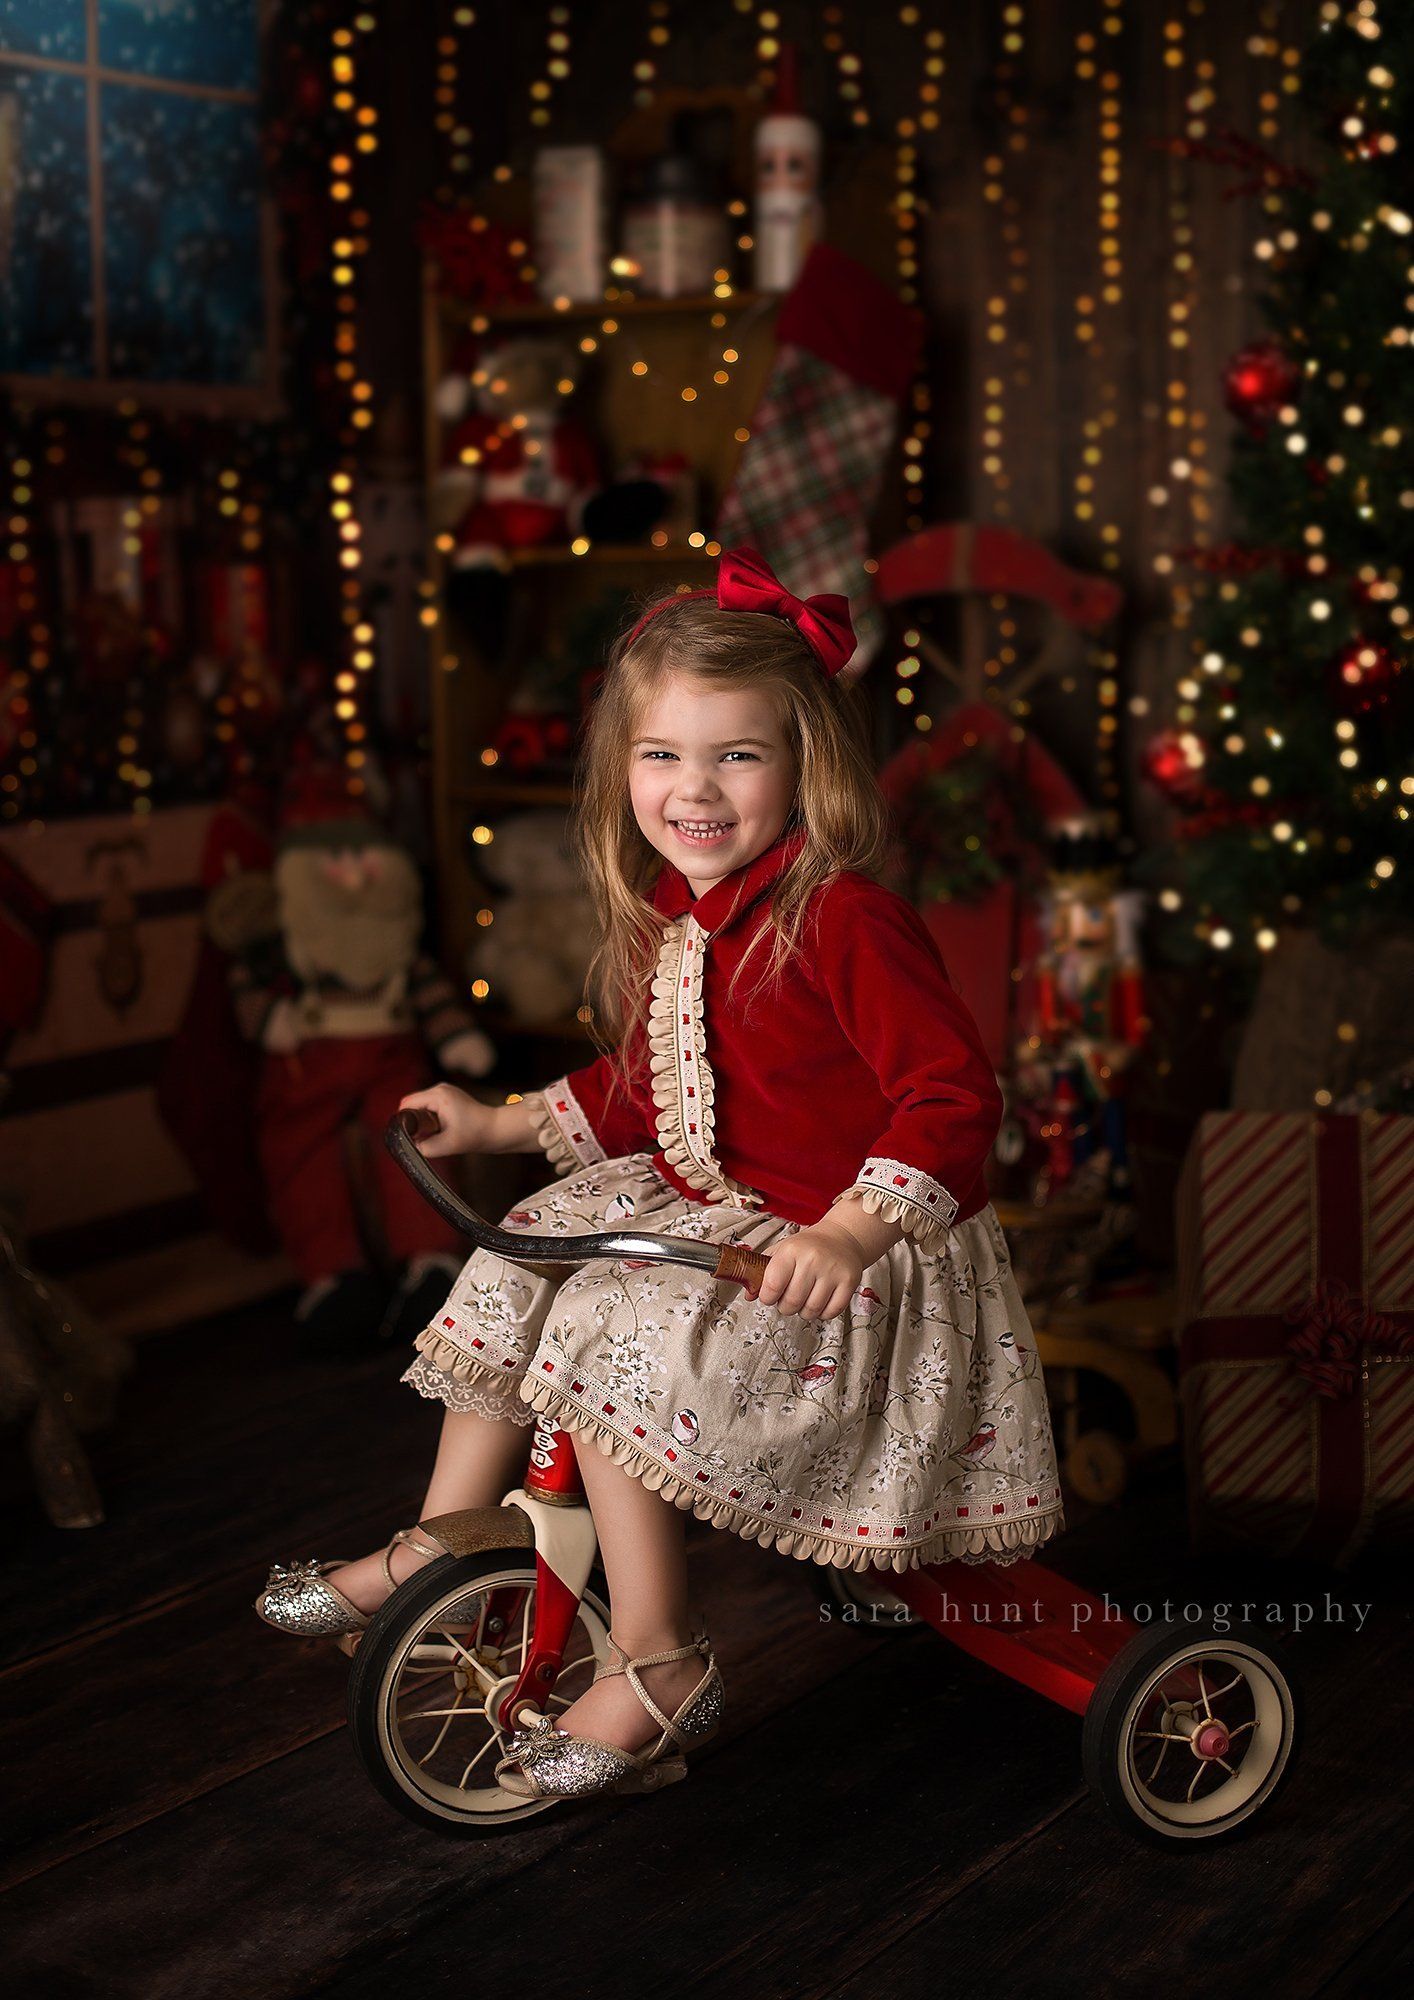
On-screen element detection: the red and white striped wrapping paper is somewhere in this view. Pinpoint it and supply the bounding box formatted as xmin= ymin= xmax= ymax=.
xmin=1177 ymin=1112 xmax=1414 ymax=1568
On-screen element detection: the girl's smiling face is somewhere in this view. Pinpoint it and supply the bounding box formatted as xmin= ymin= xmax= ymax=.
xmin=629 ymin=671 xmax=797 ymax=894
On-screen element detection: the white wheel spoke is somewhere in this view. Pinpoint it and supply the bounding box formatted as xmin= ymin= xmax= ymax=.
xmin=1227 ymin=1719 xmax=1256 ymax=1740
xmin=1198 ymin=1667 xmax=1243 ymax=1710
xmin=431 ymin=1624 xmax=499 ymax=1694
xmin=414 ymin=1690 xmax=472 ymax=1765
xmin=457 ymin=1732 xmax=502 ymax=1789
xmin=1186 ymin=1757 xmax=1225 ymax=1804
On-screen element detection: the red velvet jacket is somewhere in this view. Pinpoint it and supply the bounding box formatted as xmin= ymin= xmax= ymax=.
xmin=530 ymin=826 xmax=1003 ymax=1250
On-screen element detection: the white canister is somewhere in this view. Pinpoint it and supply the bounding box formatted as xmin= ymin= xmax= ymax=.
xmin=533 ymin=145 xmax=608 ymax=304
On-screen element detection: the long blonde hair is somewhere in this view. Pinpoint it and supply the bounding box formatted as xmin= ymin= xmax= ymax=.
xmin=570 ymin=590 xmax=892 ymax=1101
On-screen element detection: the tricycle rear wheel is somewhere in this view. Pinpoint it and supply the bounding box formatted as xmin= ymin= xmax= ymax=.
xmin=1082 ymin=1619 xmax=1300 ymax=1843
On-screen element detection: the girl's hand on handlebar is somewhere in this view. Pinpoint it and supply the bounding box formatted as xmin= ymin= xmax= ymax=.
xmin=752 ymin=1221 xmax=864 ymax=1323
xmin=397 ymin=1084 xmax=492 ymax=1159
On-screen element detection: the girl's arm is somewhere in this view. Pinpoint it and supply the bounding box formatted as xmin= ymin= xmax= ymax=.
xmin=396 ymin=1082 xmax=544 ymax=1158
xmin=529 ymin=1023 xmax=659 ymax=1176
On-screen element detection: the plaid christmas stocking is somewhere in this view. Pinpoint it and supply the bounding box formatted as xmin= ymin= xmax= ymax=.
xmin=715 ymin=242 xmax=924 ymax=677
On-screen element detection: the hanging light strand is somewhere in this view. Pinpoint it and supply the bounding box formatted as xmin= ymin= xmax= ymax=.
xmin=528 ymin=4 xmax=573 ymax=130
xmin=432 ymin=4 xmax=477 ymax=200
xmin=632 ymin=1 xmax=672 ymax=108
xmin=328 ymin=5 xmax=379 ymax=789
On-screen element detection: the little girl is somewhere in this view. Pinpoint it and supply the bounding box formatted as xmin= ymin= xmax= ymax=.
xmin=258 ymin=545 xmax=1064 ymax=1801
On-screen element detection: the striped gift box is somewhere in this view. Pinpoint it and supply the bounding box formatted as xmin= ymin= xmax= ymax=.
xmin=1177 ymin=1112 xmax=1414 ymax=1569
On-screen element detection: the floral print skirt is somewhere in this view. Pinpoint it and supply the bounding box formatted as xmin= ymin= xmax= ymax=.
xmin=403 ymin=1153 xmax=1065 ymax=1573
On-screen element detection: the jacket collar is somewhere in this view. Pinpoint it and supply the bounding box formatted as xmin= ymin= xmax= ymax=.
xmin=651 ymin=825 xmax=807 ymax=939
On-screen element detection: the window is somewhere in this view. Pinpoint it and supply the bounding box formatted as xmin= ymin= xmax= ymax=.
xmin=0 ymin=0 xmax=276 ymax=410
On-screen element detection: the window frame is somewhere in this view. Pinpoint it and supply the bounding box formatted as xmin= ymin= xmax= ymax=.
xmin=0 ymin=0 xmax=281 ymax=415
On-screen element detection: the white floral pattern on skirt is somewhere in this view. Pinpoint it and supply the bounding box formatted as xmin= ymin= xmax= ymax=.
xmin=402 ymin=1154 xmax=1065 ymax=1573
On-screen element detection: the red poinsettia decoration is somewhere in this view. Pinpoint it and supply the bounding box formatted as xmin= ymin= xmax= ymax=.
xmin=418 ymin=205 xmax=537 ymax=310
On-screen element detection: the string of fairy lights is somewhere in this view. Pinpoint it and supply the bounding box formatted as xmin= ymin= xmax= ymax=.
xmin=433 ymin=4 xmax=478 ymax=201
xmin=889 ymin=8 xmax=941 ymax=737
xmin=1088 ymin=1 xmax=1124 ymax=804
xmin=529 ymin=6 xmax=573 ymax=129
xmin=325 ymin=6 xmax=380 ymax=795
xmin=823 ymin=6 xmax=870 ymax=130
xmin=2 ymin=448 xmax=38 ymax=818
xmin=632 ymin=1 xmax=674 ymax=107
xmin=744 ymin=1 xmax=779 ymax=93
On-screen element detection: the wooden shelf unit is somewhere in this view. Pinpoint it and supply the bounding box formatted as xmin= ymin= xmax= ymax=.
xmin=423 ymin=251 xmax=778 ymax=1029
xmin=441 ymin=289 xmax=773 ymax=329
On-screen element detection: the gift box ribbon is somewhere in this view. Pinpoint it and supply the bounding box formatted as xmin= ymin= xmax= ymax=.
xmin=1180 ymin=1114 xmax=1414 ymax=1566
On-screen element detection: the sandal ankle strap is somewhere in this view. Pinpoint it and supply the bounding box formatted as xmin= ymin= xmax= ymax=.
xmin=379 ymin=1524 xmax=448 ymax=1593
xmin=593 ymin=1631 xmax=717 ymax=1750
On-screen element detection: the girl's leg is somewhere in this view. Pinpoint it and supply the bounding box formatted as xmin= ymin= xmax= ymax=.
xmin=330 ymin=1404 xmax=531 ymax=1614
xmin=544 ymin=1439 xmax=709 ymax=1755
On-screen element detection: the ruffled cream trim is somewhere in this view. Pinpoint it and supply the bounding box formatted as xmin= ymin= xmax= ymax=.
xmin=832 ymin=1182 xmax=950 ymax=1255
xmin=409 ymin=1329 xmax=1064 ymax=1573
xmin=527 ymin=1088 xmax=580 ymax=1178
xmin=646 ymin=915 xmax=765 ymax=1210
xmin=529 ymin=1079 xmax=608 ymax=1178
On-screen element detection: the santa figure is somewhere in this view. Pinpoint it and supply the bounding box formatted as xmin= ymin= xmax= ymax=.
xmin=214 ymin=774 xmax=494 ymax=1353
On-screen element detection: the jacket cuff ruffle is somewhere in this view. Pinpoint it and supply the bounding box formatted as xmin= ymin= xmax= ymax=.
xmin=530 ymin=1077 xmax=607 ymax=1176
xmin=832 ymin=1156 xmax=959 ymax=1253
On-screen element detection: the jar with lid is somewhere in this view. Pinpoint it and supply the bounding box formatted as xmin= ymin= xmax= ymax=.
xmin=619 ymin=155 xmax=729 ymax=300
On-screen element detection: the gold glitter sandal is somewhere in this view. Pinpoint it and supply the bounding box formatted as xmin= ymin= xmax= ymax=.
xmin=255 ymin=1526 xmax=450 ymax=1657
xmin=494 ymin=1632 xmax=723 ymax=1801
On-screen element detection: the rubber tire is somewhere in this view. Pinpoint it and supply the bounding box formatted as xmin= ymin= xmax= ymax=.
xmin=1081 ymin=1618 xmax=1302 ymax=1845
xmin=348 ymin=1546 xmax=611 ymax=1835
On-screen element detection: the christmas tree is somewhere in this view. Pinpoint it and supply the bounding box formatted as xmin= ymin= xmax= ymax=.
xmin=1146 ymin=0 xmax=1414 ymax=966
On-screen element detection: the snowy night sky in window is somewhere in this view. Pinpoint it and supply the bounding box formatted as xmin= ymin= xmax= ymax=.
xmin=0 ymin=1 xmax=267 ymax=389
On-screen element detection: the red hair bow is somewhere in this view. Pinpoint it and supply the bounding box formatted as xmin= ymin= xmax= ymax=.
xmin=626 ymin=543 xmax=858 ymax=679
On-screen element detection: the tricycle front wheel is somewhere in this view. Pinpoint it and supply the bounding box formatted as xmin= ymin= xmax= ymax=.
xmin=348 ymin=1549 xmax=612 ymax=1834
xmin=1082 ymin=1620 xmax=1300 ymax=1843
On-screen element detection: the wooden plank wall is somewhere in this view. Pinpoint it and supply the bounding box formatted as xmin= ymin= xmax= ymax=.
xmin=436 ymin=0 xmax=1320 ymax=824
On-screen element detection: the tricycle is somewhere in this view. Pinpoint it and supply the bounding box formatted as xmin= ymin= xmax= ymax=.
xmin=345 ymin=1109 xmax=1300 ymax=1844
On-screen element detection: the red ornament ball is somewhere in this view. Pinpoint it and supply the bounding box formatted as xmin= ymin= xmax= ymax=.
xmin=1330 ymin=638 xmax=1403 ymax=715
xmin=1223 ymin=339 xmax=1301 ymax=427
xmin=1142 ymin=729 xmax=1208 ymax=801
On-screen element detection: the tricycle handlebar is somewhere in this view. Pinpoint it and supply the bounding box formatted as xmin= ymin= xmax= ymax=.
xmin=384 ymin=1110 xmax=769 ymax=1291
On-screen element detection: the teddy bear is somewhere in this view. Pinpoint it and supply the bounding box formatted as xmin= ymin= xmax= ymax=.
xmin=465 ymin=810 xmax=596 ymax=1026
xmin=434 ymin=335 xmax=601 ymax=571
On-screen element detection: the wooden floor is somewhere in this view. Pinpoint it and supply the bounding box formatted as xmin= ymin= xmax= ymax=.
xmin=4 ymin=1293 xmax=1410 ymax=1999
